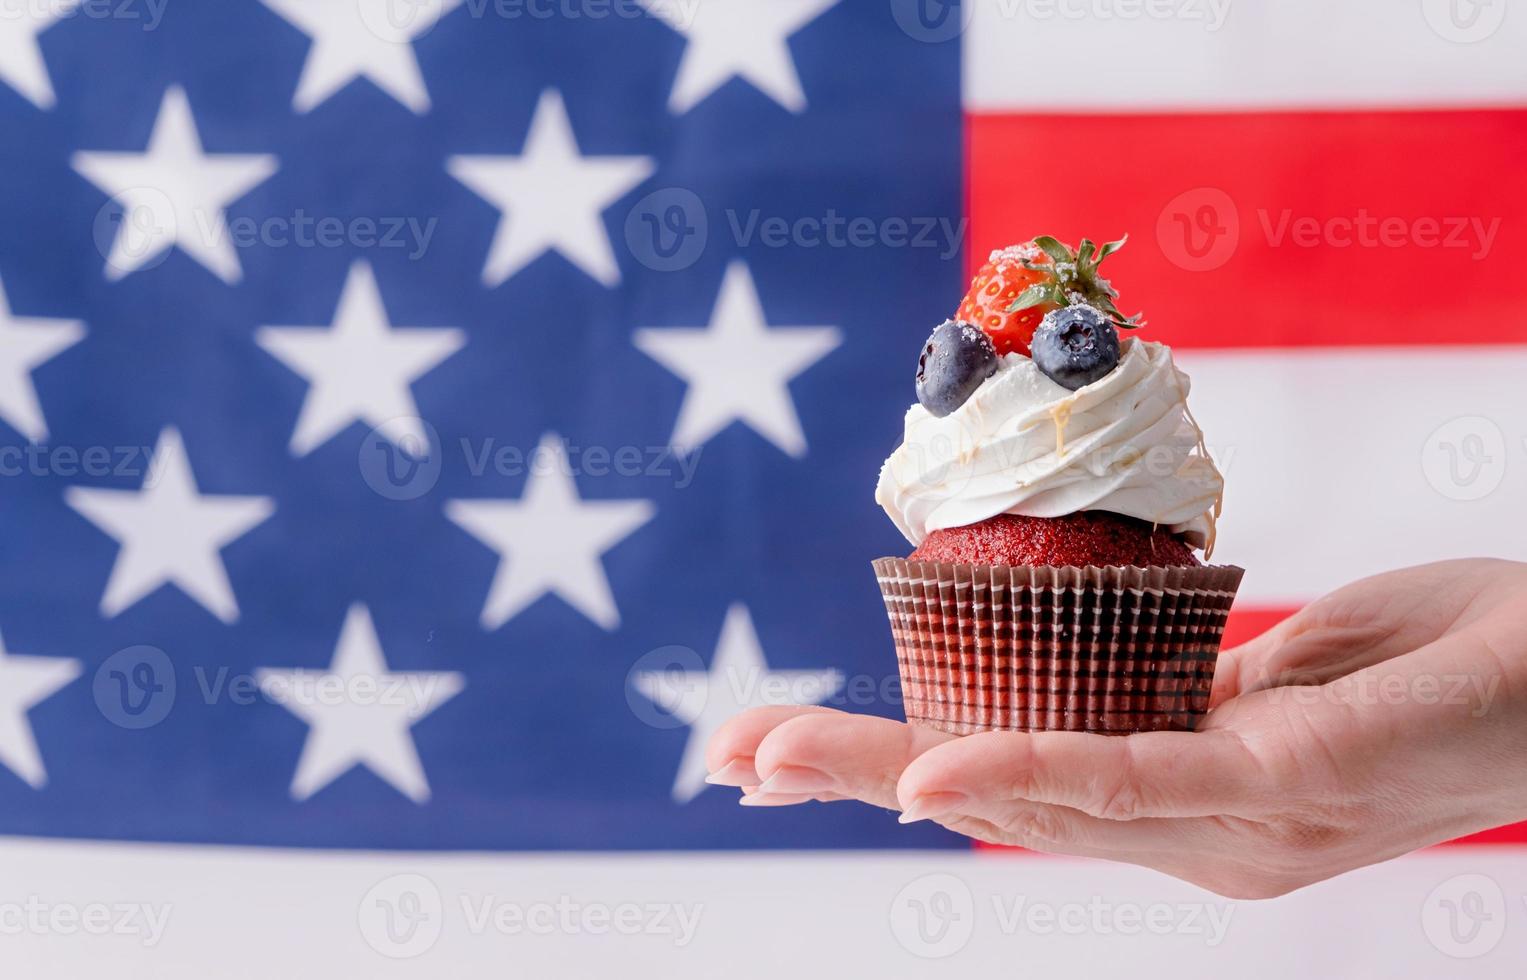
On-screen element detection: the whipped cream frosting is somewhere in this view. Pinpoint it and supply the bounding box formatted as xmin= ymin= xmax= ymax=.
xmin=875 ymin=338 xmax=1222 ymax=551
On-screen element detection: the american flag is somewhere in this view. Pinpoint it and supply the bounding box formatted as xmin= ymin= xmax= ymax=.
xmin=0 ymin=0 xmax=1524 ymax=974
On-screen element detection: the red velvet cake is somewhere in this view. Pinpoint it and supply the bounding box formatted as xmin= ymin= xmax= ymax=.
xmin=910 ymin=513 xmax=1200 ymax=568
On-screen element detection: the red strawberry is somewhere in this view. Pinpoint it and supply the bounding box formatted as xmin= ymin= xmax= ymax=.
xmin=955 ymin=235 xmax=1141 ymax=357
xmin=954 ymin=243 xmax=1052 ymax=356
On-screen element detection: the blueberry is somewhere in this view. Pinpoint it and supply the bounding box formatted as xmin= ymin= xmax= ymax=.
xmin=916 ymin=320 xmax=999 ymax=418
xmin=1031 ymin=305 xmax=1120 ymax=391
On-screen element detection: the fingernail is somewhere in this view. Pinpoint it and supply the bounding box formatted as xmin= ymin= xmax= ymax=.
xmin=705 ymin=757 xmax=760 ymax=787
xmin=898 ymin=792 xmax=968 ymax=825
xmin=755 ymin=765 xmax=834 ymax=796
xmin=739 ymin=792 xmax=813 ymax=807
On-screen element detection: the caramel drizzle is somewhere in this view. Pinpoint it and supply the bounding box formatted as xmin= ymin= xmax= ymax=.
xmin=1168 ymin=368 xmax=1223 ymax=561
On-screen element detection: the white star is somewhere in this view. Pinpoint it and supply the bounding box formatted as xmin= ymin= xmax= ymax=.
xmin=257 ymin=604 xmax=464 ymax=803
xmin=260 ymin=0 xmax=464 ymax=113
xmin=257 ymin=261 xmax=464 ymax=456
xmin=0 ymin=630 xmax=81 ymax=789
xmin=445 ymin=433 xmax=655 ymax=631
xmin=0 ymin=0 xmax=78 ymax=109
xmin=638 ymin=0 xmax=840 ymax=113
xmin=71 ymin=86 xmax=279 ymax=283
xmin=64 ymin=428 xmax=275 ymax=623
xmin=0 ymin=275 xmax=84 ymax=442
xmin=634 ymin=604 xmax=842 ymax=804
xmin=447 ymin=89 xmax=654 ymax=287
xmin=635 ymin=261 xmax=840 ymax=457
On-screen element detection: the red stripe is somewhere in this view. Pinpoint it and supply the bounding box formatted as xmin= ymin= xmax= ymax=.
xmin=966 ymin=108 xmax=1527 ymax=349
xmin=1221 ymin=606 xmax=1296 ymax=650
xmin=1444 ymin=823 xmax=1527 ymax=846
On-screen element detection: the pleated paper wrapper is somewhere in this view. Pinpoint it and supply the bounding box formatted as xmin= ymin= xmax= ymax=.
xmin=872 ymin=559 xmax=1246 ymax=735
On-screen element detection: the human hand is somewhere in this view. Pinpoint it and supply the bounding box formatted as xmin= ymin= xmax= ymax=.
xmin=705 ymin=559 xmax=1527 ymax=898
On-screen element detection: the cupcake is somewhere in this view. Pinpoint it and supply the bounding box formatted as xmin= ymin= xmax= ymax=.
xmin=873 ymin=235 xmax=1243 ymax=736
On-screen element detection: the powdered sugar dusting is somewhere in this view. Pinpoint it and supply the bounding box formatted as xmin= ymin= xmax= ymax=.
xmin=958 ymin=322 xmax=988 ymax=347
xmin=988 ymin=242 xmax=1042 ymax=265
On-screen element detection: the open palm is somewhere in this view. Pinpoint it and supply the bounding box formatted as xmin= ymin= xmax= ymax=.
xmin=705 ymin=560 xmax=1527 ymax=898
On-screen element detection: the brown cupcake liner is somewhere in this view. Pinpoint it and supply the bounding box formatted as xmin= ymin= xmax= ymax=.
xmin=872 ymin=559 xmax=1245 ymax=735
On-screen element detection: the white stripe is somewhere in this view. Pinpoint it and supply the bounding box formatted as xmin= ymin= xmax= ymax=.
xmin=1180 ymin=346 xmax=1527 ymax=606
xmin=964 ymin=0 xmax=1527 ymax=111
xmin=1 ymin=837 xmax=1523 ymax=974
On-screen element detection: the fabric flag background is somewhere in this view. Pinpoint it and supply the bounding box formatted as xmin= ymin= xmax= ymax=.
xmin=0 ymin=0 xmax=1523 ymax=974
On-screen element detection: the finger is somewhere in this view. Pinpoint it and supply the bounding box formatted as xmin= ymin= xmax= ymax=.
xmin=897 ymin=727 xmax=1268 ymax=821
xmin=1210 ymin=630 xmax=1286 ymax=707
xmin=752 ymin=711 xmax=955 ymax=810
xmin=1213 ymin=614 xmax=1397 ymax=705
xmin=736 ymin=787 xmax=855 ymax=799
xmin=704 ymin=705 xmax=837 ymax=784
xmin=1314 ymin=627 xmax=1517 ymax=755
xmin=1213 ymin=565 xmax=1492 ymax=704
